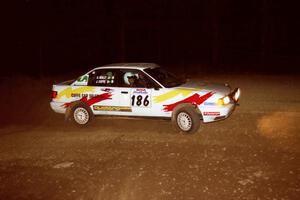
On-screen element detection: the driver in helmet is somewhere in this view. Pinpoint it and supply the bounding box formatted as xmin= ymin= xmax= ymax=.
xmin=124 ymin=72 xmax=137 ymax=87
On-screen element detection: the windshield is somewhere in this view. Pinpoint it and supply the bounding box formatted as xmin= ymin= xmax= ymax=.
xmin=144 ymin=67 xmax=185 ymax=88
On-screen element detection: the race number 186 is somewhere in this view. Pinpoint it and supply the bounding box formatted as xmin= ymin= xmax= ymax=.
xmin=131 ymin=95 xmax=150 ymax=107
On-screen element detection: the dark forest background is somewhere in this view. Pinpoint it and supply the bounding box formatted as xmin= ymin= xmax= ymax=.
xmin=4 ymin=0 xmax=300 ymax=76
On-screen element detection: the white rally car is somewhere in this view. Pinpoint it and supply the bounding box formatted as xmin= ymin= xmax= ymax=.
xmin=50 ymin=63 xmax=240 ymax=134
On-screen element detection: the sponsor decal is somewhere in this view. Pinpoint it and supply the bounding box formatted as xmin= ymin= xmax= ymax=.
xmin=163 ymin=92 xmax=214 ymax=112
xmin=57 ymin=86 xmax=95 ymax=99
xmin=93 ymin=105 xmax=132 ymax=112
xmin=77 ymin=75 xmax=89 ymax=82
xmin=154 ymin=89 xmax=198 ymax=103
xmin=203 ymin=112 xmax=220 ymax=116
xmin=63 ymin=92 xmax=112 ymax=108
xmin=101 ymin=88 xmax=114 ymax=93
xmin=133 ymin=88 xmax=148 ymax=94
xmin=71 ymin=93 xmax=100 ymax=98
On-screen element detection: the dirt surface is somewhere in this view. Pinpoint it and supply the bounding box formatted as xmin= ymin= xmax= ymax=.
xmin=0 ymin=75 xmax=300 ymax=200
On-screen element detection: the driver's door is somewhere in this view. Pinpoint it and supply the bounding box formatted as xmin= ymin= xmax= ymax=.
xmin=116 ymin=69 xmax=169 ymax=117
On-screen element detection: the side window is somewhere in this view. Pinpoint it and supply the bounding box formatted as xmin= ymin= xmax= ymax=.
xmin=88 ymin=69 xmax=117 ymax=87
xmin=120 ymin=69 xmax=160 ymax=88
xmin=121 ymin=69 xmax=138 ymax=87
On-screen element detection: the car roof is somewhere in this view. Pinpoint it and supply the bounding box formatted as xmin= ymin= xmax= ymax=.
xmin=93 ymin=63 xmax=160 ymax=70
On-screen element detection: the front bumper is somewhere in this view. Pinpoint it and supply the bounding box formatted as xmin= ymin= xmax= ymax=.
xmin=201 ymin=102 xmax=237 ymax=123
xmin=200 ymin=87 xmax=240 ymax=123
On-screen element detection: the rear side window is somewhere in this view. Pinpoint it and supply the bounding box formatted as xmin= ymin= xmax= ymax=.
xmin=88 ymin=69 xmax=117 ymax=87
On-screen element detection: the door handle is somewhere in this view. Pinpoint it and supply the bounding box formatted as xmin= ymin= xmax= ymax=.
xmin=121 ymin=91 xmax=128 ymax=94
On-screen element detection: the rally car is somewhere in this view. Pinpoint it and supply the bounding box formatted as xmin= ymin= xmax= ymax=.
xmin=50 ymin=63 xmax=240 ymax=134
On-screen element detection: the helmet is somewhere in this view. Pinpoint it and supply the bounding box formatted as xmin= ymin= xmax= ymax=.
xmin=123 ymin=72 xmax=136 ymax=85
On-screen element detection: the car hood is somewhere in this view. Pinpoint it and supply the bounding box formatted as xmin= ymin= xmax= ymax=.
xmin=178 ymin=80 xmax=231 ymax=96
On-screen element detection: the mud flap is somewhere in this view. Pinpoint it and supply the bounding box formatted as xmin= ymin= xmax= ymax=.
xmin=64 ymin=106 xmax=72 ymax=122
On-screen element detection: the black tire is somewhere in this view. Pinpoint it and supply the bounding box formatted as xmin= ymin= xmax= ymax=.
xmin=172 ymin=104 xmax=201 ymax=134
xmin=68 ymin=102 xmax=94 ymax=126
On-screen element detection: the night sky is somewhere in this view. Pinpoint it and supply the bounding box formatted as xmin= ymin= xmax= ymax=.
xmin=5 ymin=0 xmax=300 ymax=76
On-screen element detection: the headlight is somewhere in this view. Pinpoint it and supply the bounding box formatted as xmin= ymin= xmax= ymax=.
xmin=223 ymin=96 xmax=230 ymax=104
xmin=217 ymin=96 xmax=230 ymax=105
xmin=233 ymin=88 xmax=240 ymax=101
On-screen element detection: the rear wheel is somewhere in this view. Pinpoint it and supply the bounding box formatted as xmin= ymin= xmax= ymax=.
xmin=172 ymin=105 xmax=200 ymax=134
xmin=69 ymin=102 xmax=93 ymax=126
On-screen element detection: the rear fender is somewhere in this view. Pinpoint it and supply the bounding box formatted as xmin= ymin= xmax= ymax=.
xmin=65 ymin=100 xmax=93 ymax=121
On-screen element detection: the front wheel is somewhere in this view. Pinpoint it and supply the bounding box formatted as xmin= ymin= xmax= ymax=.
xmin=172 ymin=105 xmax=201 ymax=134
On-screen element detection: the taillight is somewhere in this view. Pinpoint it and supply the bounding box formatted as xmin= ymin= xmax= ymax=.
xmin=52 ymin=91 xmax=58 ymax=99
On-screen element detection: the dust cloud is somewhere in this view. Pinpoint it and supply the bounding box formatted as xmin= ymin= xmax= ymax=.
xmin=257 ymin=111 xmax=300 ymax=139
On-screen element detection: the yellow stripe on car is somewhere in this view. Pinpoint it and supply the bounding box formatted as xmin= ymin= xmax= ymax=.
xmin=56 ymin=86 xmax=95 ymax=99
xmin=154 ymin=89 xmax=198 ymax=103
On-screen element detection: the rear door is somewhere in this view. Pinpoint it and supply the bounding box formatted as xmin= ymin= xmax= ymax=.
xmin=86 ymin=69 xmax=123 ymax=115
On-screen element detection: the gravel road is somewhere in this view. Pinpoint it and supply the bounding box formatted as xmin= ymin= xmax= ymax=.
xmin=0 ymin=75 xmax=299 ymax=200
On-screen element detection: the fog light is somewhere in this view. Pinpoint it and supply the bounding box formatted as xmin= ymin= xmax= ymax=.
xmin=217 ymin=96 xmax=230 ymax=105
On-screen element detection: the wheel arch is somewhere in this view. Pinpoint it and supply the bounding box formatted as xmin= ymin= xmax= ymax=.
xmin=171 ymin=103 xmax=202 ymax=118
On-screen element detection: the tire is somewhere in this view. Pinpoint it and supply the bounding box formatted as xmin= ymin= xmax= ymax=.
xmin=69 ymin=102 xmax=94 ymax=126
xmin=172 ymin=104 xmax=201 ymax=134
